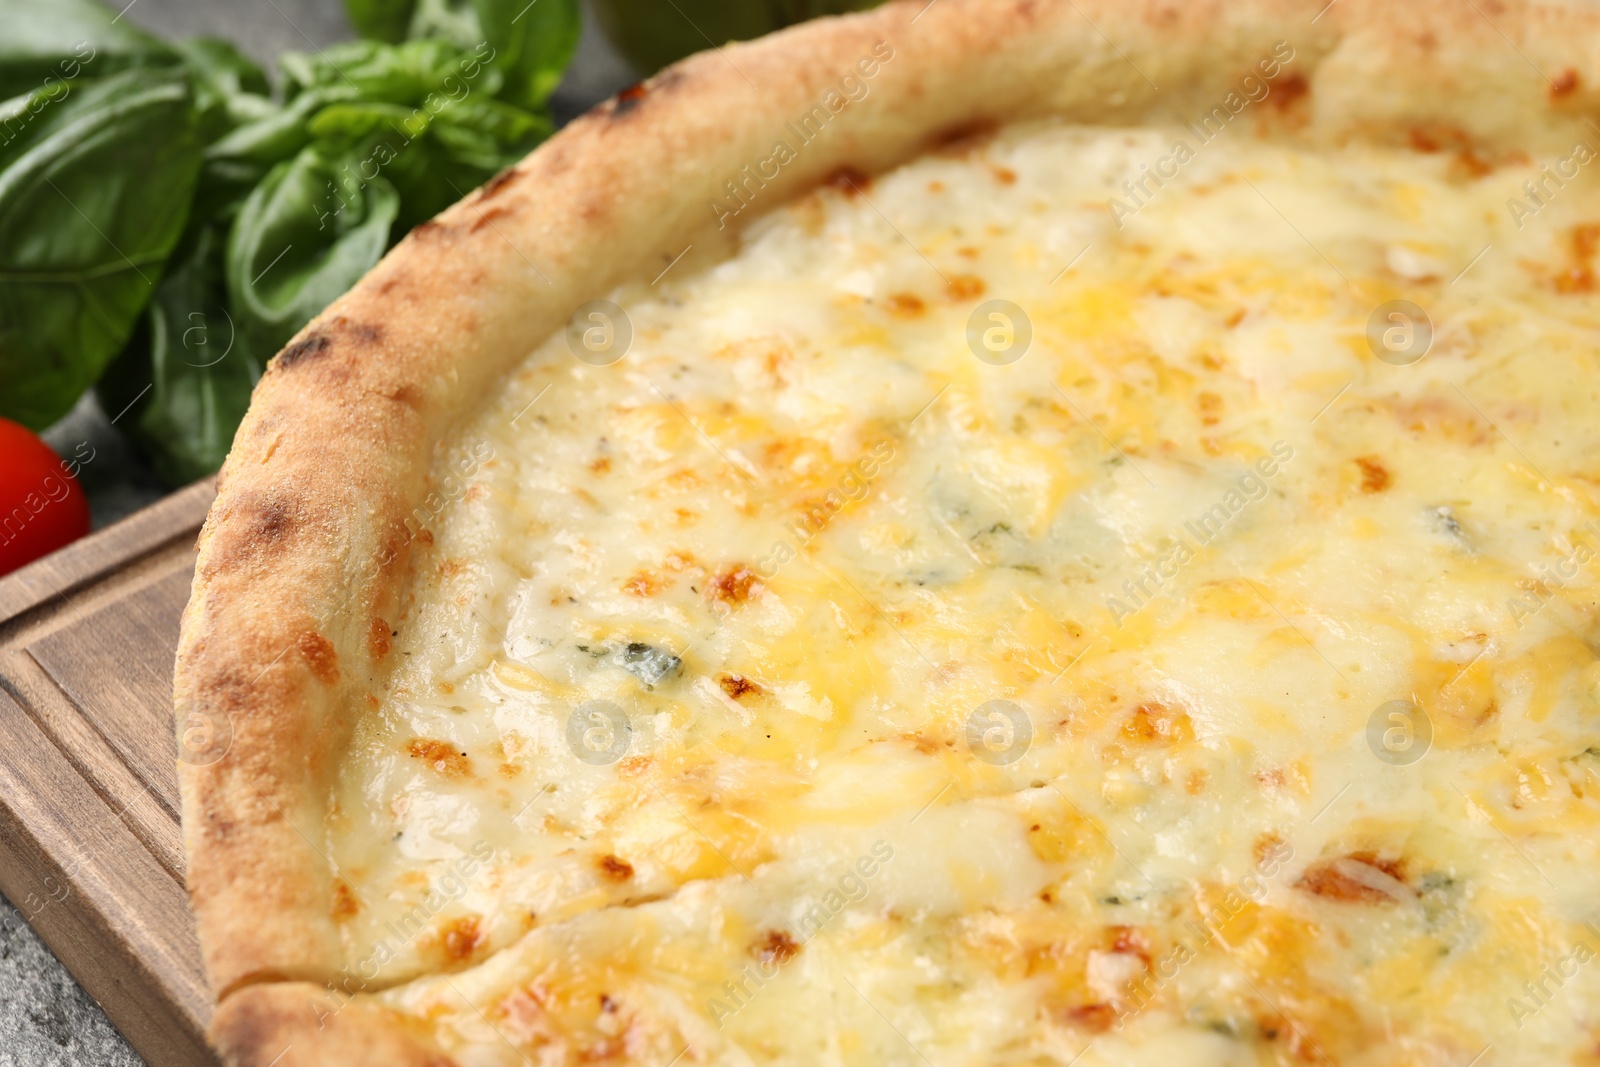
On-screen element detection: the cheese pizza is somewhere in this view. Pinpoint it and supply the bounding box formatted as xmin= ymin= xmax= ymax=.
xmin=175 ymin=2 xmax=1600 ymax=1065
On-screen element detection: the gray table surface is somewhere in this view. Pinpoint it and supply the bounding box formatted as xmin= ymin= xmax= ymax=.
xmin=2 ymin=3 xmax=633 ymax=1064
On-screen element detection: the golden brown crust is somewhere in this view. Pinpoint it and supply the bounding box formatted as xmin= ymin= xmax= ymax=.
xmin=177 ymin=0 xmax=1600 ymax=1060
xmin=210 ymin=983 xmax=455 ymax=1067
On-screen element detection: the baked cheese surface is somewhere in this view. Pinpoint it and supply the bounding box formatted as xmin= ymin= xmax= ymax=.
xmin=326 ymin=119 xmax=1600 ymax=1065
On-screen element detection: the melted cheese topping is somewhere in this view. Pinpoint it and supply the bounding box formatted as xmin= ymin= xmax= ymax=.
xmin=326 ymin=120 xmax=1600 ymax=1066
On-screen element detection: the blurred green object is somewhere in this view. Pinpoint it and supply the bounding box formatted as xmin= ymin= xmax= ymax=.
xmin=225 ymin=145 xmax=400 ymax=367
xmin=590 ymin=0 xmax=881 ymax=75
xmin=0 ymin=66 xmax=202 ymax=429
xmin=95 ymin=220 xmax=257 ymax=484
xmin=0 ymin=0 xmax=176 ymax=101
xmin=341 ymin=0 xmax=581 ymax=110
xmin=99 ymin=29 xmax=555 ymax=481
xmin=0 ymin=0 xmax=580 ymax=481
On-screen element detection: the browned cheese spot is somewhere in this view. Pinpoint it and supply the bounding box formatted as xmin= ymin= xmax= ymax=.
xmin=753 ymin=929 xmax=800 ymax=968
xmin=718 ymin=673 xmax=762 ymax=700
xmin=441 ymin=915 xmax=485 ymax=961
xmin=1269 ymin=73 xmax=1309 ymax=110
xmin=623 ymin=569 xmax=667 ymax=597
xmin=406 ymin=738 xmax=471 ymax=778
xmin=1120 ymin=702 xmax=1195 ymax=745
xmin=331 ymin=880 xmax=360 ymax=920
xmin=946 ymin=274 xmax=987 ymax=300
xmin=709 ymin=565 xmax=761 ymax=605
xmin=1554 ymin=223 xmax=1600 ymax=293
xmin=1108 ymin=925 xmax=1152 ymax=965
xmin=616 ymin=755 xmax=653 ymax=778
xmin=1297 ymin=851 xmax=1408 ymax=903
xmin=1355 ymin=455 xmax=1391 ymax=493
xmin=885 ymin=292 xmax=926 ymax=318
xmin=598 ymin=854 xmax=634 ymax=881
xmin=1055 ymin=1002 xmax=1116 ymax=1033
xmin=1253 ymin=832 xmax=1286 ymax=868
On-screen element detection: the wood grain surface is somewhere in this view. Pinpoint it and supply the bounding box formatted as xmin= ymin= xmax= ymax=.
xmin=0 ymin=480 xmax=219 ymax=1067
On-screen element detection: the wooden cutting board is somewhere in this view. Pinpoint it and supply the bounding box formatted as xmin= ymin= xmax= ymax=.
xmin=0 ymin=480 xmax=220 ymax=1067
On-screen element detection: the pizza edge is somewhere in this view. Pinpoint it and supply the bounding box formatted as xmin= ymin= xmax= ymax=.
xmin=175 ymin=0 xmax=1600 ymax=1062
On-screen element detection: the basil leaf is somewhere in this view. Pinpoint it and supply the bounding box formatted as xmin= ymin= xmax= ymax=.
xmin=226 ymin=145 xmax=399 ymax=365
xmin=404 ymin=0 xmax=578 ymax=111
xmin=95 ymin=221 xmax=260 ymax=483
xmin=305 ymin=92 xmax=543 ymax=228
xmin=200 ymin=88 xmax=346 ymax=221
xmin=0 ymin=66 xmax=200 ymax=429
xmin=283 ymin=38 xmax=500 ymax=102
xmin=96 ymin=38 xmax=277 ymax=485
xmin=279 ymin=38 xmax=542 ymax=229
xmin=172 ymin=37 xmax=271 ymax=142
xmin=466 ymin=0 xmax=579 ymax=111
xmin=429 ymin=96 xmax=547 ymax=168
xmin=0 ymin=0 xmax=176 ymax=102
xmin=405 ymin=0 xmax=482 ymax=48
xmin=304 ymin=99 xmax=418 ymax=145
xmin=343 ymin=0 xmax=419 ymax=45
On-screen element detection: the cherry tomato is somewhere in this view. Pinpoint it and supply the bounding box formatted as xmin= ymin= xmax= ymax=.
xmin=0 ymin=417 xmax=91 ymax=577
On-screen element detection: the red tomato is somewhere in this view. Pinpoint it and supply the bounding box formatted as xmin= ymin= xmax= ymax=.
xmin=0 ymin=417 xmax=91 ymax=577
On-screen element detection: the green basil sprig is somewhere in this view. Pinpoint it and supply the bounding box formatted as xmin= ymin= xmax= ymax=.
xmin=101 ymin=31 xmax=555 ymax=478
xmin=227 ymin=145 xmax=401 ymax=364
xmin=0 ymin=66 xmax=200 ymax=428
xmin=0 ymin=0 xmax=176 ymax=102
xmin=2 ymin=0 xmax=578 ymax=478
xmin=96 ymin=221 xmax=258 ymax=484
xmin=341 ymin=0 xmax=580 ymax=110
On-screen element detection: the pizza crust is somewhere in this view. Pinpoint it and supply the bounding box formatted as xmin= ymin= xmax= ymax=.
xmin=175 ymin=0 xmax=1600 ymax=1060
xmin=210 ymin=982 xmax=454 ymax=1067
